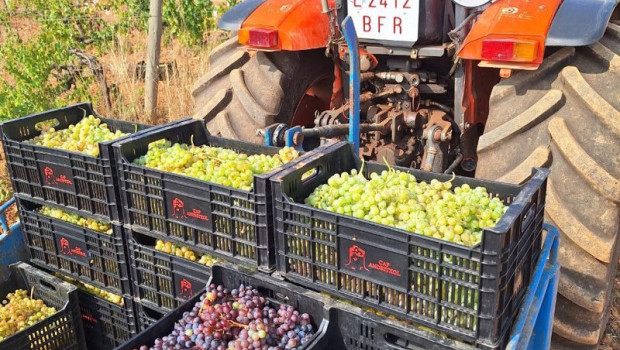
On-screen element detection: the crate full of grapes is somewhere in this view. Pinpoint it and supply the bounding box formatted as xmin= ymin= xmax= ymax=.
xmin=56 ymin=274 xmax=138 ymax=350
xmin=113 ymin=118 xmax=326 ymax=270
xmin=126 ymin=227 xmax=215 ymax=313
xmin=271 ymin=142 xmax=548 ymax=348
xmin=0 ymin=103 xmax=152 ymax=221
xmin=115 ymin=263 xmax=330 ymax=350
xmin=0 ymin=262 xmax=86 ymax=350
xmin=18 ymin=197 xmax=131 ymax=295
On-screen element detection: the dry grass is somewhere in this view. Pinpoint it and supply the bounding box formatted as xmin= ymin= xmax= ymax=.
xmin=93 ymin=29 xmax=230 ymax=125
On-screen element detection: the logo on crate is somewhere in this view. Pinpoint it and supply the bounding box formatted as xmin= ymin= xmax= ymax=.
xmin=59 ymin=237 xmax=87 ymax=258
xmin=56 ymin=234 xmax=89 ymax=264
xmin=172 ymin=198 xmax=187 ymax=219
xmin=39 ymin=164 xmax=75 ymax=190
xmin=345 ymin=245 xmax=369 ymax=271
xmin=82 ymin=313 xmax=98 ymax=324
xmin=179 ymin=278 xmax=193 ymax=299
xmin=339 ymin=237 xmax=408 ymax=289
xmin=166 ymin=194 xmax=211 ymax=230
xmin=43 ymin=166 xmax=73 ymax=186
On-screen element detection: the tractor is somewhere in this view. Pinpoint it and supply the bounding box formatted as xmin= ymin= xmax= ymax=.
xmin=191 ymin=0 xmax=620 ymax=348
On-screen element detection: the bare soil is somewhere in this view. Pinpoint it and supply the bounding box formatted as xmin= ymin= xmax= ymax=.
xmin=600 ymin=262 xmax=620 ymax=349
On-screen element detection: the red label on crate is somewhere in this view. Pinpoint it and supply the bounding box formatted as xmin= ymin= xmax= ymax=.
xmin=165 ymin=194 xmax=211 ymax=230
xmin=56 ymin=234 xmax=89 ymax=264
xmin=173 ymin=275 xmax=206 ymax=301
xmin=339 ymin=238 xmax=408 ymax=289
xmin=39 ymin=164 xmax=75 ymax=190
xmin=82 ymin=313 xmax=98 ymax=324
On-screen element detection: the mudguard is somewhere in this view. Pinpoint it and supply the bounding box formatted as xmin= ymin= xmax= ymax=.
xmin=458 ymin=0 xmax=563 ymax=66
xmin=218 ymin=0 xmax=267 ymax=31
xmin=458 ymin=0 xmax=617 ymax=67
xmin=219 ymin=0 xmax=334 ymax=51
xmin=546 ymin=0 xmax=618 ymax=46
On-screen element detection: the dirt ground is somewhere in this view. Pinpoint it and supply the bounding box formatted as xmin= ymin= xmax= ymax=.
xmin=600 ymin=262 xmax=620 ymax=349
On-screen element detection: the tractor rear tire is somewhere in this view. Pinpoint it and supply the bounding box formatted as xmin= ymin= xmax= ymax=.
xmin=476 ymin=24 xmax=620 ymax=349
xmin=192 ymin=36 xmax=333 ymax=143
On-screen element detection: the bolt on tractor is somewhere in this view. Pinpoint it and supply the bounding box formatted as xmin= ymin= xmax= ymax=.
xmin=191 ymin=0 xmax=619 ymax=348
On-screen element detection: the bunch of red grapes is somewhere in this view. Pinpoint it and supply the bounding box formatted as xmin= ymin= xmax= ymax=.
xmin=135 ymin=284 xmax=314 ymax=350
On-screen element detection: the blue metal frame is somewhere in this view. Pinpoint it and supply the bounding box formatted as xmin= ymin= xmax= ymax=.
xmin=342 ymin=17 xmax=361 ymax=155
xmin=506 ymin=223 xmax=560 ymax=350
xmin=0 ymin=197 xmax=27 ymax=280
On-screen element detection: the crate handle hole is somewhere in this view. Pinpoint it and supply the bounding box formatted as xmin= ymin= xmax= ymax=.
xmin=141 ymin=305 xmax=165 ymax=321
xmin=34 ymin=119 xmax=60 ymax=132
xmin=301 ymin=166 xmax=322 ymax=183
xmin=384 ymin=332 xmax=426 ymax=350
xmin=39 ymin=278 xmax=58 ymax=292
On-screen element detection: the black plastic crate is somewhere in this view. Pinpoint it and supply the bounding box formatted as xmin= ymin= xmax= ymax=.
xmin=272 ymin=142 xmax=548 ymax=348
xmin=135 ymin=301 xmax=166 ymax=332
xmin=324 ymin=302 xmax=475 ymax=350
xmin=114 ymin=118 xmax=327 ymax=270
xmin=0 ymin=102 xmax=152 ymax=221
xmin=115 ymin=263 xmax=331 ymax=350
xmin=126 ymin=227 xmax=212 ymax=313
xmin=19 ymin=197 xmax=131 ymax=295
xmin=0 ymin=262 xmax=86 ymax=350
xmin=78 ymin=291 xmax=138 ymax=350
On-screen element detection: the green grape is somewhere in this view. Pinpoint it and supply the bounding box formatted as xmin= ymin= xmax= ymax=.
xmin=39 ymin=206 xmax=113 ymax=235
xmin=26 ymin=115 xmax=129 ymax=156
xmin=55 ymin=274 xmax=123 ymax=306
xmin=0 ymin=289 xmax=57 ymax=340
xmin=0 ymin=180 xmax=12 ymax=204
xmin=304 ymin=167 xmax=508 ymax=248
xmin=134 ymin=141 xmax=300 ymax=191
xmin=155 ymin=239 xmax=217 ymax=267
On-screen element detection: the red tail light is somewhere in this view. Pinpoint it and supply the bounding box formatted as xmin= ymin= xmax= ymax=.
xmin=247 ymin=28 xmax=278 ymax=49
xmin=481 ymin=39 xmax=538 ymax=62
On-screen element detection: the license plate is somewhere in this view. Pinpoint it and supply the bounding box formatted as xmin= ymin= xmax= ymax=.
xmin=347 ymin=0 xmax=419 ymax=44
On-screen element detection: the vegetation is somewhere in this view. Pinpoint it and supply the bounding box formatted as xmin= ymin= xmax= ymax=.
xmin=0 ymin=0 xmax=236 ymax=123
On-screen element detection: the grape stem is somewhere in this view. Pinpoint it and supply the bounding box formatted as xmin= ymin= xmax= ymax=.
xmin=447 ymin=172 xmax=456 ymax=183
xmin=227 ymin=320 xmax=249 ymax=329
xmin=198 ymin=297 xmax=210 ymax=315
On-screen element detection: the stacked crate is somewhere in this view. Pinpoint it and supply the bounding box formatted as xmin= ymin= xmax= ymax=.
xmin=0 ymin=103 xmax=150 ymax=350
xmin=112 ymin=121 xmax=548 ymax=350
xmin=112 ymin=118 xmax=333 ymax=330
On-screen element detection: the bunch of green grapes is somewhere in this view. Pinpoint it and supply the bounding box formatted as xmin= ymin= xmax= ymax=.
xmin=26 ymin=115 xmax=128 ymax=156
xmin=155 ymin=239 xmax=217 ymax=266
xmin=0 ymin=289 xmax=56 ymax=341
xmin=305 ymin=166 xmax=508 ymax=247
xmin=55 ymin=274 xmax=123 ymax=306
xmin=134 ymin=141 xmax=299 ymax=191
xmin=0 ymin=179 xmax=12 ymax=204
xmin=39 ymin=206 xmax=113 ymax=235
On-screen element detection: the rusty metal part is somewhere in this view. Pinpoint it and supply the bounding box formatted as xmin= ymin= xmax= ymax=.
xmin=360 ymin=72 xmax=375 ymax=82
xmin=338 ymin=46 xmax=378 ymax=72
xmin=419 ymin=109 xmax=453 ymax=172
xmin=292 ymin=131 xmax=304 ymax=145
xmin=418 ymin=84 xmax=448 ymax=94
xmin=404 ymin=111 xmax=418 ymax=128
xmin=423 ymin=109 xmax=453 ymax=141
xmin=330 ymin=65 xmax=344 ymax=109
xmin=421 ymin=125 xmax=442 ymax=172
xmin=376 ymin=72 xmax=405 ymax=83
